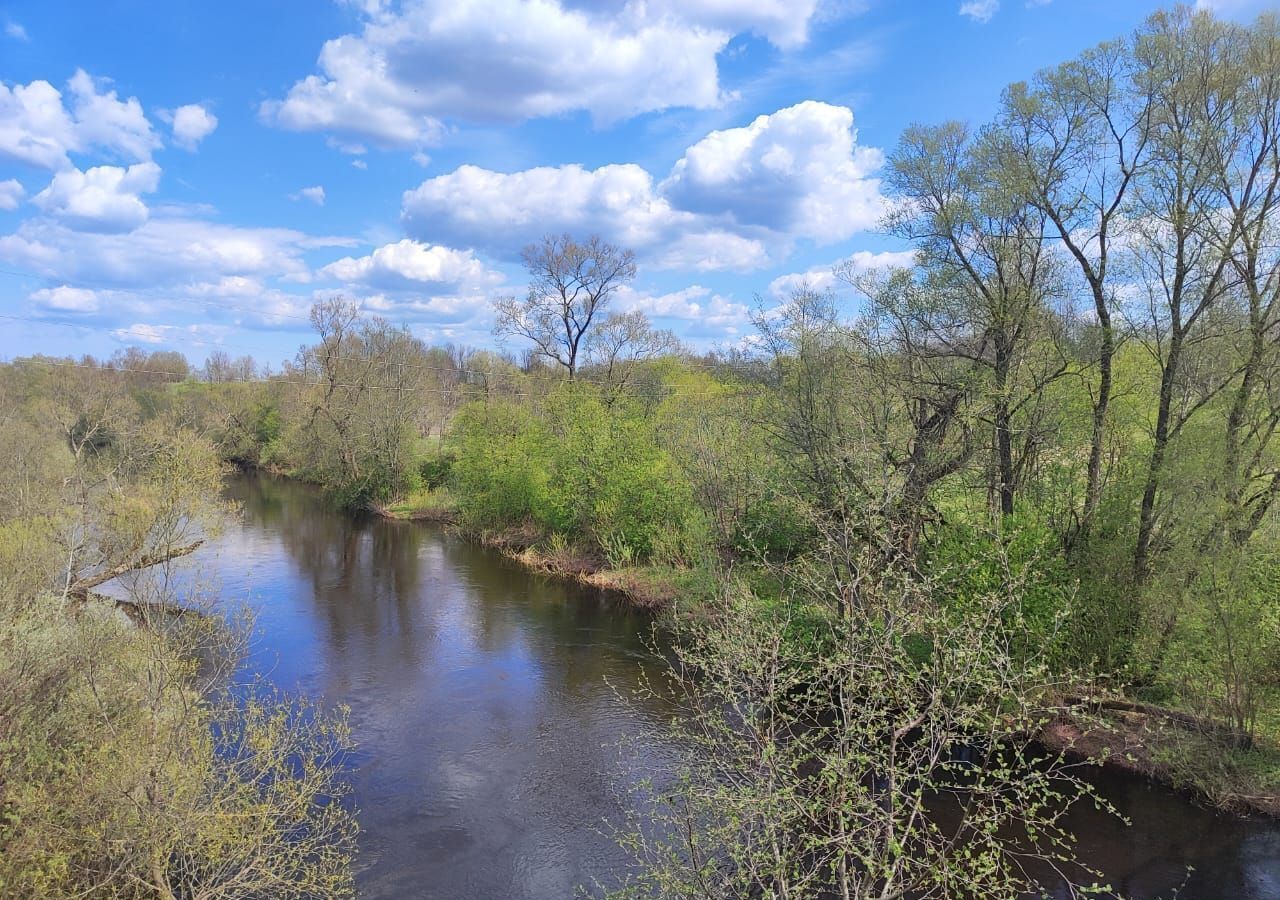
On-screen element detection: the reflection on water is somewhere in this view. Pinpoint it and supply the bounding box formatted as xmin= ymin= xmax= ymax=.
xmin=200 ymin=473 xmax=1280 ymax=900
xmin=210 ymin=473 xmax=678 ymax=899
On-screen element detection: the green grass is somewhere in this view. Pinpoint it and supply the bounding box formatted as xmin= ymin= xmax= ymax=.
xmin=379 ymin=486 xmax=457 ymax=520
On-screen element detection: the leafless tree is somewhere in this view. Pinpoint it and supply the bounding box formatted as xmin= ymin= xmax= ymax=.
xmin=493 ymin=233 xmax=637 ymax=379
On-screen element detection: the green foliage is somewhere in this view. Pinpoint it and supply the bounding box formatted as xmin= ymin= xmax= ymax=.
xmin=447 ymin=384 xmax=708 ymax=565
xmin=731 ymin=494 xmax=816 ymax=561
xmin=0 ymin=361 xmax=358 ymax=898
xmin=611 ymin=521 xmax=1115 ymax=899
xmin=417 ymin=450 xmax=455 ymax=490
xmin=925 ymin=516 xmax=1075 ymax=662
xmin=448 ymin=400 xmax=556 ymax=529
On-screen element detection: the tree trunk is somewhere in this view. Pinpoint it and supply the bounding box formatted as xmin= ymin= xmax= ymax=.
xmin=67 ymin=540 xmax=204 ymax=598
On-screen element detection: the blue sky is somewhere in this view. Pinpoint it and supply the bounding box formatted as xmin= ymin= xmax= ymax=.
xmin=0 ymin=0 xmax=1274 ymax=368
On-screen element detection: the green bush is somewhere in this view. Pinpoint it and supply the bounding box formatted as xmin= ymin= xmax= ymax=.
xmin=732 ymin=495 xmax=816 ymax=561
xmin=924 ymin=516 xmax=1075 ymax=665
xmin=448 ymin=401 xmax=557 ymax=530
xmin=418 ymin=451 xmax=456 ymax=490
xmin=447 ymin=386 xmax=708 ymax=565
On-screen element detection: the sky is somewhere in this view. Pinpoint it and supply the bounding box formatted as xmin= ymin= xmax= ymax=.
xmin=0 ymin=0 xmax=1276 ymax=369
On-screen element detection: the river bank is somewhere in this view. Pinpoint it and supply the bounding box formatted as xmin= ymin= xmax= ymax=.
xmin=366 ymin=483 xmax=698 ymax=607
xmin=246 ymin=468 xmax=1280 ymax=824
xmin=1042 ymin=699 xmax=1280 ymax=819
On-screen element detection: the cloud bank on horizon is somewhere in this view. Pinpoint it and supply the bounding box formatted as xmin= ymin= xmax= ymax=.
xmin=0 ymin=0 xmax=1274 ymax=362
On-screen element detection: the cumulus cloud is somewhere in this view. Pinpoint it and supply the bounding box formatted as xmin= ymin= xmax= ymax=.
xmin=171 ymin=104 xmax=217 ymax=150
xmin=0 ymin=80 xmax=77 ymax=169
xmin=30 ymin=284 xmax=100 ymax=313
xmin=262 ymin=0 xmax=827 ymax=145
xmin=64 ymin=71 xmax=159 ymax=162
xmin=767 ymin=248 xmax=916 ymax=298
xmin=5 ymin=22 xmax=28 ymax=41
xmin=0 ymin=70 xmax=159 ymax=170
xmin=661 ymin=101 xmax=884 ymax=242
xmin=0 ymin=178 xmax=23 ymax=210
xmin=32 ymin=161 xmax=160 ymax=233
xmin=403 ymin=162 xmax=672 ymax=253
xmin=959 ymin=0 xmax=1000 ymax=22
xmin=291 ymin=185 xmax=326 ymax=205
xmin=401 ymin=101 xmax=884 ymax=270
xmin=320 ymin=238 xmax=504 ymax=291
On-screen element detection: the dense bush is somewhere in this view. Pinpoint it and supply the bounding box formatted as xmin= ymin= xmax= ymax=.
xmin=447 ymin=385 xmax=707 ymax=565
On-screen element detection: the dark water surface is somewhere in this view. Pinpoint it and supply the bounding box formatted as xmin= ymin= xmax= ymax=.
xmin=199 ymin=474 xmax=1280 ymax=899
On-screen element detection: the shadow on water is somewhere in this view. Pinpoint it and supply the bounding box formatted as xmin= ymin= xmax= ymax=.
xmin=199 ymin=473 xmax=1279 ymax=900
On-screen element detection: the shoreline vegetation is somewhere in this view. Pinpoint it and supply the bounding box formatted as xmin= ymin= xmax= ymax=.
xmin=262 ymin=459 xmax=1280 ymax=820
xmin=360 ymin=469 xmax=1280 ymax=820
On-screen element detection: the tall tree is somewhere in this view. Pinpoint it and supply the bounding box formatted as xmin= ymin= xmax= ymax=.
xmin=493 ymin=233 xmax=637 ymax=379
xmin=996 ymin=32 xmax=1154 ymax=538
xmin=1129 ymin=9 xmax=1244 ymax=582
xmin=883 ymin=121 xmax=1065 ymax=518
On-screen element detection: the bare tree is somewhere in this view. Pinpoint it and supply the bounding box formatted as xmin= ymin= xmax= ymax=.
xmin=493 ymin=233 xmax=637 ymax=379
xmin=586 ymin=310 xmax=679 ymax=394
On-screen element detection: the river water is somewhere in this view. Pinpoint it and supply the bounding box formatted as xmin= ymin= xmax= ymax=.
xmin=197 ymin=474 xmax=1280 ymax=899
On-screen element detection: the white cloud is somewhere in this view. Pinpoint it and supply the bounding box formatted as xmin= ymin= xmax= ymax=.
xmin=767 ymin=249 xmax=915 ymax=298
xmin=262 ymin=0 xmax=829 ymax=146
xmin=320 ymin=239 xmax=505 ymax=290
xmin=0 ymin=214 xmax=344 ymax=288
xmin=65 ymin=70 xmax=159 ymax=162
xmin=351 ymin=158 xmax=368 ymax=170
xmin=32 ymin=161 xmax=161 ymax=233
xmin=5 ymin=22 xmax=28 ymax=41
xmin=0 ymin=70 xmax=159 ymax=170
xmin=0 ymin=178 xmax=24 ymax=210
xmin=620 ymin=284 xmax=749 ymax=329
xmin=171 ymin=104 xmax=217 ymax=150
xmin=402 ymin=162 xmax=678 ymax=255
xmin=661 ymin=100 xmax=884 ymax=242
xmin=401 ymin=101 xmax=884 ymax=270
xmin=30 ymin=284 xmax=100 ymax=313
xmin=291 ymin=185 xmax=326 ymax=205
xmin=959 ymin=0 xmax=999 ymax=22
xmin=0 ymin=79 xmax=77 ymax=169
xmin=113 ymin=323 xmax=168 ymax=344
xmin=654 ymin=231 xmax=770 ymax=272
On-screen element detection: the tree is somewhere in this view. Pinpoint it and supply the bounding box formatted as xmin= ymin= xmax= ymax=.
xmin=202 ymin=350 xmax=258 ymax=383
xmin=613 ymin=513 xmax=1113 ymax=899
xmin=882 ymin=120 xmax=1066 ymax=518
xmin=995 ymin=30 xmax=1154 ymax=538
xmin=586 ymin=310 xmax=679 ymax=396
xmin=291 ymin=298 xmax=427 ymax=508
xmin=493 ymin=233 xmax=637 ymax=379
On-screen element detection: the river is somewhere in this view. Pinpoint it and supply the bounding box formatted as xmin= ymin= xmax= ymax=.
xmin=195 ymin=473 xmax=1280 ymax=899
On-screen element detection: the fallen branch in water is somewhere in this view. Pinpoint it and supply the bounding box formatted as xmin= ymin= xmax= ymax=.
xmin=66 ymin=540 xmax=204 ymax=599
